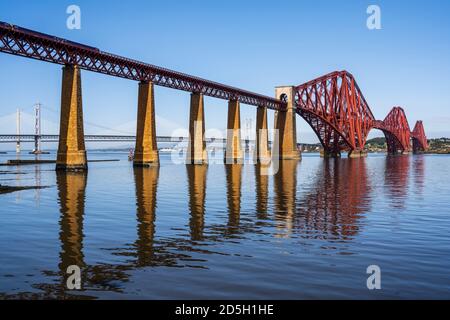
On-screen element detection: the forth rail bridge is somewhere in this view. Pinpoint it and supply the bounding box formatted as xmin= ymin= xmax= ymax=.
xmin=0 ymin=22 xmax=428 ymax=170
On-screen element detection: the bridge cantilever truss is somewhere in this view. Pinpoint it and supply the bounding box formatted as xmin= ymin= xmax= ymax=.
xmin=373 ymin=107 xmax=411 ymax=154
xmin=411 ymin=121 xmax=428 ymax=152
xmin=294 ymin=71 xmax=428 ymax=155
xmin=294 ymin=71 xmax=374 ymax=154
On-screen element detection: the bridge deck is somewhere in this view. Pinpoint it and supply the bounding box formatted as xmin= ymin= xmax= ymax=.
xmin=0 ymin=21 xmax=283 ymax=110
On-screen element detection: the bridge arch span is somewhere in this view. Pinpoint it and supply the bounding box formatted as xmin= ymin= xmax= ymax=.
xmin=370 ymin=123 xmax=405 ymax=155
xmin=295 ymin=108 xmax=353 ymax=156
xmin=294 ymin=71 xmax=375 ymax=156
xmin=372 ymin=107 xmax=412 ymax=154
xmin=411 ymin=121 xmax=428 ymax=152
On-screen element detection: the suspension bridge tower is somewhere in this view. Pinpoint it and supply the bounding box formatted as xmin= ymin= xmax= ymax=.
xmin=30 ymin=102 xmax=46 ymax=155
xmin=16 ymin=108 xmax=21 ymax=153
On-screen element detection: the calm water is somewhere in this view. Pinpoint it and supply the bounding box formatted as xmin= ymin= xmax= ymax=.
xmin=0 ymin=152 xmax=449 ymax=299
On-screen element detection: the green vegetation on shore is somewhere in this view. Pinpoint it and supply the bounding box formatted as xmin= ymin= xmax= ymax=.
xmin=364 ymin=137 xmax=388 ymax=152
xmin=426 ymin=138 xmax=450 ymax=154
xmin=300 ymin=137 xmax=450 ymax=154
xmin=364 ymin=137 xmax=450 ymax=154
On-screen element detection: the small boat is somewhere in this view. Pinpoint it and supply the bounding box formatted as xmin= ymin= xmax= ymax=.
xmin=128 ymin=149 xmax=134 ymax=161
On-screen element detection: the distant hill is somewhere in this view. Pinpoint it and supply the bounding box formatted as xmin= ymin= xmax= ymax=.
xmin=366 ymin=137 xmax=386 ymax=145
xmin=365 ymin=137 xmax=386 ymax=150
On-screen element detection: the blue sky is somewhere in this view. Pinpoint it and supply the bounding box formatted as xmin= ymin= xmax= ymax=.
xmin=1 ymin=0 xmax=449 ymax=146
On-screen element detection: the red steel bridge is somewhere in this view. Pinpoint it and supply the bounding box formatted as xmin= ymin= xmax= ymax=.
xmin=295 ymin=71 xmax=428 ymax=156
xmin=0 ymin=21 xmax=428 ymax=163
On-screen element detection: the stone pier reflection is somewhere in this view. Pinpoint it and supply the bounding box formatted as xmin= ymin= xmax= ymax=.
xmin=187 ymin=165 xmax=207 ymax=240
xmin=254 ymin=164 xmax=269 ymax=220
xmin=225 ymin=164 xmax=242 ymax=231
xmin=133 ymin=166 xmax=159 ymax=266
xmin=53 ymin=172 xmax=131 ymax=297
xmin=57 ymin=171 xmax=87 ymax=288
xmin=273 ymin=160 xmax=298 ymax=236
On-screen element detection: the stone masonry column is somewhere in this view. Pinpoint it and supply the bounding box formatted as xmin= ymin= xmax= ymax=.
xmin=348 ymin=150 xmax=368 ymax=158
xmin=255 ymin=106 xmax=270 ymax=163
xmin=134 ymin=81 xmax=159 ymax=167
xmin=187 ymin=92 xmax=208 ymax=164
xmin=273 ymin=86 xmax=301 ymax=160
xmin=225 ymin=99 xmax=243 ymax=163
xmin=56 ymin=65 xmax=87 ymax=171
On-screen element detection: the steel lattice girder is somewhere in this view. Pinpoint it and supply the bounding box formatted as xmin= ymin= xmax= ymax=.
xmin=383 ymin=107 xmax=411 ymax=152
xmin=371 ymin=120 xmax=402 ymax=154
xmin=294 ymin=71 xmax=375 ymax=153
xmin=411 ymin=121 xmax=428 ymax=151
xmin=380 ymin=107 xmax=411 ymax=153
xmin=0 ymin=22 xmax=283 ymax=110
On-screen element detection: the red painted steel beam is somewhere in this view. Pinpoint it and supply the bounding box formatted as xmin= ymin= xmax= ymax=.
xmin=294 ymin=71 xmax=428 ymax=155
xmin=294 ymin=71 xmax=375 ymax=153
xmin=412 ymin=121 xmax=428 ymax=152
xmin=381 ymin=107 xmax=411 ymax=153
xmin=0 ymin=21 xmax=283 ymax=110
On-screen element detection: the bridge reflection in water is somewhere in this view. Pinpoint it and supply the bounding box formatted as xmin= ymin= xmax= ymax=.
xmin=47 ymin=156 xmax=424 ymax=297
xmin=187 ymin=165 xmax=207 ymax=241
xmin=294 ymin=159 xmax=371 ymax=240
xmin=57 ymin=172 xmax=87 ymax=286
xmin=225 ymin=164 xmax=242 ymax=232
xmin=254 ymin=164 xmax=269 ymax=220
xmin=55 ymin=172 xmax=129 ymax=298
xmin=412 ymin=155 xmax=425 ymax=197
xmin=274 ymin=160 xmax=298 ymax=237
xmin=384 ymin=155 xmax=411 ymax=210
xmin=133 ymin=167 xmax=159 ymax=266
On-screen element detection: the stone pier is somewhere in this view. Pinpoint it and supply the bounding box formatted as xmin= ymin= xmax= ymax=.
xmin=56 ymin=65 xmax=87 ymax=171
xmin=225 ymin=99 xmax=243 ymax=163
xmin=348 ymin=150 xmax=368 ymax=158
xmin=255 ymin=106 xmax=270 ymax=163
xmin=274 ymin=86 xmax=301 ymax=160
xmin=187 ymin=93 xmax=208 ymax=164
xmin=134 ymin=81 xmax=159 ymax=167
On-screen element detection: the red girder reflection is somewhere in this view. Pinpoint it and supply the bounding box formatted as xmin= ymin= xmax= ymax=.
xmin=295 ymin=159 xmax=371 ymax=240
